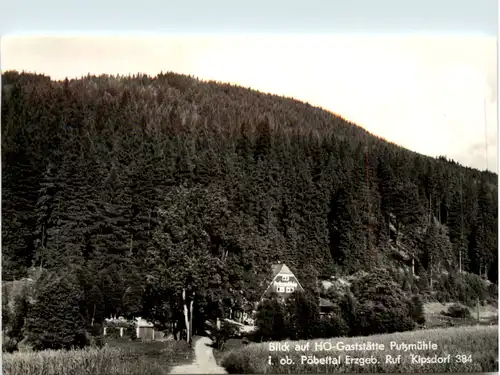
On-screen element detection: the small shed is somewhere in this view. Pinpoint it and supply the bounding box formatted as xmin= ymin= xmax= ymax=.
xmin=136 ymin=317 xmax=155 ymax=340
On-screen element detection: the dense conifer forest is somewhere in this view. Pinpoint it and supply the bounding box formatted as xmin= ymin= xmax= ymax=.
xmin=2 ymin=71 xmax=498 ymax=343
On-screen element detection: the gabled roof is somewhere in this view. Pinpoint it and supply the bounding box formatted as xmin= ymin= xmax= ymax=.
xmin=261 ymin=263 xmax=304 ymax=300
xmin=271 ymin=263 xmax=294 ymax=279
xmin=319 ymin=297 xmax=335 ymax=308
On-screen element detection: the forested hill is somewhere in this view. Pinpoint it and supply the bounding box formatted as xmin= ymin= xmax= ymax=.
xmin=2 ymin=71 xmax=497 ymax=319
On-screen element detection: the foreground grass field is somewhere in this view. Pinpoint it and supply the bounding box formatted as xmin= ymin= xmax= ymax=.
xmin=3 ymin=338 xmax=194 ymax=375
xmin=221 ymin=325 xmax=498 ymax=373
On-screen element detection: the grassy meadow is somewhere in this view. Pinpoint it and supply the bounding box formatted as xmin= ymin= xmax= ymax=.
xmin=221 ymin=325 xmax=498 ymax=373
xmin=2 ymin=338 xmax=194 ymax=375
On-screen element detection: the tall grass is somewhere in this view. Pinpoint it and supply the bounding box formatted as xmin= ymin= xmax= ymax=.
xmin=3 ymin=339 xmax=194 ymax=375
xmin=221 ymin=325 xmax=498 ymax=373
xmin=4 ymin=346 xmax=122 ymax=375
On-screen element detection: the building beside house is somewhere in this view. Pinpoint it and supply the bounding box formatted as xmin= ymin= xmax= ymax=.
xmin=319 ymin=297 xmax=336 ymax=316
xmin=103 ymin=316 xmax=164 ymax=341
xmin=135 ymin=317 xmax=156 ymax=340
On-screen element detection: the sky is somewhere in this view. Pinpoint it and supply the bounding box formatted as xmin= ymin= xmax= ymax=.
xmin=1 ymin=0 xmax=497 ymax=35
xmin=1 ymin=34 xmax=497 ymax=173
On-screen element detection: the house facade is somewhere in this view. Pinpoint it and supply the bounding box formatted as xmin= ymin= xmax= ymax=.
xmin=259 ymin=263 xmax=335 ymax=316
xmin=261 ymin=263 xmax=304 ymax=300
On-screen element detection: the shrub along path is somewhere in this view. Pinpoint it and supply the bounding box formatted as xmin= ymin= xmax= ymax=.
xmin=169 ymin=336 xmax=227 ymax=374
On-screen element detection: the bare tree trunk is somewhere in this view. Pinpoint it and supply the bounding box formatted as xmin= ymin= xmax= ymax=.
xmin=429 ymin=255 xmax=433 ymax=290
xmin=459 ymin=247 xmax=462 ymax=273
xmin=189 ymin=293 xmax=195 ymax=344
xmin=173 ymin=321 xmax=179 ymax=340
xmin=183 ymin=289 xmax=190 ymax=344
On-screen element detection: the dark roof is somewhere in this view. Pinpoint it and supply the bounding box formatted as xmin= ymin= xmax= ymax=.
xmin=319 ymin=297 xmax=335 ymax=308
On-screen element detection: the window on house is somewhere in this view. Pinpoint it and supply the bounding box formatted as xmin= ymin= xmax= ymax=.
xmin=277 ymin=287 xmax=285 ymax=292
xmin=282 ymin=275 xmax=289 ymax=281
xmin=286 ymin=287 xmax=294 ymax=293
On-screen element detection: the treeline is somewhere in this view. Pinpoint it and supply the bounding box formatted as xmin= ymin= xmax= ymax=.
xmin=1 ymin=71 xmax=498 ymax=348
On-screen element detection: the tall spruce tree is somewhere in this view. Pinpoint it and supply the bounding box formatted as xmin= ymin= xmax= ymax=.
xmin=25 ymin=270 xmax=88 ymax=350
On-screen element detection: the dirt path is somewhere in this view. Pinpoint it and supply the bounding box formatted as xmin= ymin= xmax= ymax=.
xmin=169 ymin=336 xmax=227 ymax=374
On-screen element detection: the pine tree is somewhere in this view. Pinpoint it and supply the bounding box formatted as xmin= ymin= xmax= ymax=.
xmin=448 ymin=187 xmax=468 ymax=272
xmin=328 ymin=178 xmax=366 ymax=273
xmin=421 ymin=220 xmax=439 ymax=289
xmin=86 ymin=285 xmax=105 ymax=327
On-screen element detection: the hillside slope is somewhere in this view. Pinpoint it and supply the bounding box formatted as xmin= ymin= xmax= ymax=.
xmin=1 ymin=71 xmax=497 ymax=321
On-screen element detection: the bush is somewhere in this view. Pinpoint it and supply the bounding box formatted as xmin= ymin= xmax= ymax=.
xmin=351 ymin=271 xmax=416 ymax=335
xmin=315 ymin=313 xmax=348 ymax=338
xmin=442 ymin=303 xmax=471 ymax=319
xmin=3 ymin=337 xmax=18 ymax=353
xmin=356 ymin=300 xmax=415 ymax=336
xmin=88 ymin=323 xmax=103 ymax=337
